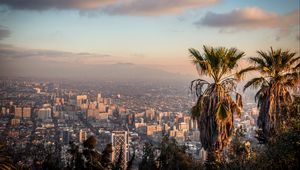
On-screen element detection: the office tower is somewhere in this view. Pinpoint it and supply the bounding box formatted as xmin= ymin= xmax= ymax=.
xmin=97 ymin=93 xmax=102 ymax=103
xmin=89 ymin=101 xmax=97 ymax=110
xmin=103 ymin=98 xmax=111 ymax=105
xmin=98 ymin=102 xmax=106 ymax=113
xmin=11 ymin=118 xmax=20 ymax=126
xmin=111 ymin=131 xmax=129 ymax=169
xmin=190 ymin=119 xmax=198 ymax=130
xmin=145 ymin=108 xmax=155 ymax=120
xmin=14 ymin=107 xmax=22 ymax=118
xmin=76 ymin=95 xmax=88 ymax=106
xmin=192 ymin=130 xmax=200 ymax=141
xmin=22 ymin=107 xmax=31 ymax=118
xmin=37 ymin=108 xmax=52 ymax=120
xmin=1 ymin=107 xmax=5 ymax=115
xmin=183 ymin=116 xmax=190 ymax=130
xmin=146 ymin=124 xmax=162 ymax=136
xmin=79 ymin=129 xmax=87 ymax=143
xmin=179 ymin=122 xmax=188 ymax=131
xmin=63 ymin=130 xmax=70 ymax=145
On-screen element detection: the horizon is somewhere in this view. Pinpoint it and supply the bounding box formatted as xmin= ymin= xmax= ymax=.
xmin=0 ymin=0 xmax=299 ymax=79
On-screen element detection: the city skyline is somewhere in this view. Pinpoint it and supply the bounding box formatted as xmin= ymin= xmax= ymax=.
xmin=0 ymin=0 xmax=299 ymax=79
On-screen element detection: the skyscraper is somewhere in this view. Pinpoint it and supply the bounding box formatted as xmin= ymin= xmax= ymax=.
xmin=22 ymin=107 xmax=31 ymax=118
xmin=63 ymin=130 xmax=70 ymax=145
xmin=97 ymin=93 xmax=102 ymax=103
xmin=111 ymin=131 xmax=129 ymax=169
xmin=79 ymin=129 xmax=87 ymax=143
xmin=14 ymin=107 xmax=22 ymax=118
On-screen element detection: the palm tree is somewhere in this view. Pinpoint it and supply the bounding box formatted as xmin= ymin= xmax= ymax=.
xmin=238 ymin=47 xmax=300 ymax=142
xmin=189 ymin=46 xmax=245 ymax=167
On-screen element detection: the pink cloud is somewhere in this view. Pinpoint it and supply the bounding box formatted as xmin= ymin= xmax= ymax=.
xmin=197 ymin=7 xmax=299 ymax=36
xmin=0 ymin=0 xmax=116 ymax=10
xmin=103 ymin=0 xmax=219 ymax=16
xmin=0 ymin=0 xmax=220 ymax=16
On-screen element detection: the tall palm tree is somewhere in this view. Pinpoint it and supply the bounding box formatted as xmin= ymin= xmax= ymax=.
xmin=238 ymin=47 xmax=300 ymax=142
xmin=189 ymin=46 xmax=245 ymax=166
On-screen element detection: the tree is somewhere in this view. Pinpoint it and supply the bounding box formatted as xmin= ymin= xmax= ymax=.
xmin=189 ymin=45 xmax=245 ymax=167
xmin=139 ymin=143 xmax=157 ymax=170
xmin=67 ymin=136 xmax=113 ymax=170
xmin=238 ymin=47 xmax=300 ymax=142
xmin=158 ymin=136 xmax=200 ymax=170
xmin=0 ymin=143 xmax=15 ymax=170
xmin=224 ymin=97 xmax=300 ymax=169
xmin=139 ymin=136 xmax=201 ymax=170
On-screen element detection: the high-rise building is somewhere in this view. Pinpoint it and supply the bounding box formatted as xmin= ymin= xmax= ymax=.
xmin=98 ymin=103 xmax=106 ymax=113
xmin=179 ymin=122 xmax=188 ymax=131
xmin=192 ymin=130 xmax=200 ymax=141
xmin=63 ymin=130 xmax=70 ymax=145
xmin=190 ymin=119 xmax=198 ymax=130
xmin=22 ymin=107 xmax=31 ymax=118
xmin=76 ymin=95 xmax=87 ymax=105
xmin=146 ymin=124 xmax=162 ymax=136
xmin=97 ymin=93 xmax=102 ymax=103
xmin=76 ymin=95 xmax=88 ymax=109
xmin=1 ymin=107 xmax=6 ymax=115
xmin=111 ymin=131 xmax=129 ymax=169
xmin=145 ymin=108 xmax=155 ymax=120
xmin=37 ymin=108 xmax=52 ymax=120
xmin=103 ymin=98 xmax=111 ymax=105
xmin=79 ymin=129 xmax=87 ymax=143
xmin=14 ymin=107 xmax=22 ymax=118
xmin=11 ymin=118 xmax=20 ymax=126
xmin=183 ymin=116 xmax=190 ymax=130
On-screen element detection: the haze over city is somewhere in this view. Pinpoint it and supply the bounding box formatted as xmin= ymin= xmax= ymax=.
xmin=0 ymin=0 xmax=299 ymax=80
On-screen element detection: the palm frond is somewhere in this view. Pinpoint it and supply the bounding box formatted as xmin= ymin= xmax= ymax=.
xmin=236 ymin=93 xmax=243 ymax=108
xmin=189 ymin=48 xmax=213 ymax=76
xmin=215 ymin=102 xmax=229 ymax=120
xmin=236 ymin=66 xmax=258 ymax=80
xmin=190 ymin=79 xmax=209 ymax=97
xmin=243 ymin=77 xmax=268 ymax=92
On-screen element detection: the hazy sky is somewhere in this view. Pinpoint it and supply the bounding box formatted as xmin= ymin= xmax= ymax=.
xmin=0 ymin=0 xmax=299 ymax=78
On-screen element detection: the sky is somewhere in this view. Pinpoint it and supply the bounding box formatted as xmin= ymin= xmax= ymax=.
xmin=0 ymin=0 xmax=299 ymax=79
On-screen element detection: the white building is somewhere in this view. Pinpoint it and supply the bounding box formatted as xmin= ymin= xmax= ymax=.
xmin=111 ymin=131 xmax=129 ymax=169
xmin=37 ymin=108 xmax=51 ymax=120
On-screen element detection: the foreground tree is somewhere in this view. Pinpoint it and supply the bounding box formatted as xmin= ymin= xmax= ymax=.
xmin=238 ymin=47 xmax=300 ymax=142
xmin=139 ymin=136 xmax=201 ymax=170
xmin=67 ymin=136 xmax=113 ymax=170
xmin=0 ymin=143 xmax=15 ymax=170
xmin=189 ymin=46 xmax=245 ymax=167
xmin=222 ymin=97 xmax=300 ymax=169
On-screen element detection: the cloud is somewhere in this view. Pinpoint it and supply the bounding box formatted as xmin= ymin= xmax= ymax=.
xmin=196 ymin=7 xmax=299 ymax=37
xmin=0 ymin=44 xmax=112 ymax=64
xmin=0 ymin=26 xmax=10 ymax=40
xmin=102 ymin=0 xmax=219 ymax=16
xmin=0 ymin=0 xmax=116 ymax=10
xmin=0 ymin=0 xmax=219 ymax=16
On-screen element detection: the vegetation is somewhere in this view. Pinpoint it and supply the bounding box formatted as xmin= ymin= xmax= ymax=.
xmin=138 ymin=136 xmax=202 ymax=170
xmin=0 ymin=143 xmax=15 ymax=170
xmin=189 ymin=45 xmax=245 ymax=167
xmin=67 ymin=136 xmax=114 ymax=170
xmin=221 ymin=97 xmax=300 ymax=170
xmin=238 ymin=47 xmax=300 ymax=142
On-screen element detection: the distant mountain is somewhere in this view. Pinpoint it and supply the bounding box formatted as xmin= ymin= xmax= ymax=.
xmin=1 ymin=60 xmax=194 ymax=81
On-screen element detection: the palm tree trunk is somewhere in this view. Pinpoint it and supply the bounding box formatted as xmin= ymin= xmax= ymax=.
xmin=205 ymin=149 xmax=220 ymax=169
